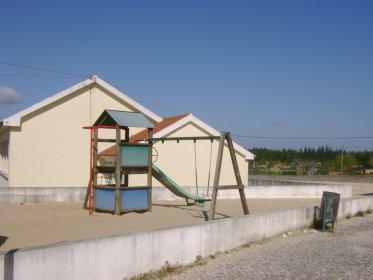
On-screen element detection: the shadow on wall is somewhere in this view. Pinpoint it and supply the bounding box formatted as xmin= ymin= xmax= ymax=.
xmin=0 ymin=236 xmax=8 ymax=247
xmin=0 ymin=171 xmax=9 ymax=187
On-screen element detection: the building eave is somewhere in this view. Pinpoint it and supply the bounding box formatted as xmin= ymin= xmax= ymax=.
xmin=1 ymin=77 xmax=95 ymax=127
xmin=154 ymin=114 xmax=255 ymax=160
xmin=0 ymin=75 xmax=162 ymax=127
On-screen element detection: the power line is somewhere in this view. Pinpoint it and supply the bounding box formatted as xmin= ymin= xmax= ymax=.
xmin=0 ymin=74 xmax=83 ymax=79
xmin=232 ymin=135 xmax=373 ymax=140
xmin=0 ymin=60 xmax=89 ymax=78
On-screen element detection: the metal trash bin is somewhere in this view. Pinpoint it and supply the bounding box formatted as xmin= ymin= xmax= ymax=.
xmin=320 ymin=191 xmax=341 ymax=232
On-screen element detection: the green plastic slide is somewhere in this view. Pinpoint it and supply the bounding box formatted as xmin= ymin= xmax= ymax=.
xmin=152 ymin=164 xmax=209 ymax=206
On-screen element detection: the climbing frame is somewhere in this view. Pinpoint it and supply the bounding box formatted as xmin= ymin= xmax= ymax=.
xmin=84 ymin=110 xmax=154 ymax=215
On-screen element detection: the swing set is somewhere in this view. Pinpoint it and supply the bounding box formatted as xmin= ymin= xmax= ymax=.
xmin=147 ymin=132 xmax=249 ymax=220
xmin=153 ymin=136 xmax=215 ymax=197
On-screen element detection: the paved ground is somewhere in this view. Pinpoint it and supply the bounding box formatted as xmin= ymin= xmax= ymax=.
xmin=164 ymin=213 xmax=373 ymax=280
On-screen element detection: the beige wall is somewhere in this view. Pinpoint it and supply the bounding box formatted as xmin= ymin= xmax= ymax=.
xmin=8 ymin=84 xmax=150 ymax=187
xmin=6 ymin=83 xmax=248 ymax=189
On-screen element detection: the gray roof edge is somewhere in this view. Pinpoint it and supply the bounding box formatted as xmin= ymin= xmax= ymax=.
xmin=94 ymin=110 xmax=154 ymax=128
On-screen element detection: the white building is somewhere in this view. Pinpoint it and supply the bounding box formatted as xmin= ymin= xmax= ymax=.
xmin=0 ymin=76 xmax=254 ymax=189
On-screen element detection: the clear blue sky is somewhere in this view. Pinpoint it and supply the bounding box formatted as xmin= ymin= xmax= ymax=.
xmin=1 ymin=0 xmax=372 ymax=151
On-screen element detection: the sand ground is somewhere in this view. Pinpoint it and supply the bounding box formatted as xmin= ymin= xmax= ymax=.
xmin=0 ymin=182 xmax=372 ymax=252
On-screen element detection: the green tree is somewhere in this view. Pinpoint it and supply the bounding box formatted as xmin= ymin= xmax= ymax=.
xmin=334 ymin=153 xmax=358 ymax=172
xmin=369 ymin=156 xmax=373 ymax=169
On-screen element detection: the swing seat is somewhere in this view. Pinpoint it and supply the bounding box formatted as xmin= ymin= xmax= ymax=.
xmin=185 ymin=197 xmax=211 ymax=207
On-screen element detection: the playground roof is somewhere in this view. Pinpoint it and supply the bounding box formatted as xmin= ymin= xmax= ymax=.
xmin=93 ymin=110 xmax=154 ymax=128
xmin=99 ymin=113 xmax=189 ymax=156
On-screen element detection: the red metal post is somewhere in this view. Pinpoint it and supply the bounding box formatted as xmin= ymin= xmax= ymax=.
xmin=88 ymin=128 xmax=93 ymax=215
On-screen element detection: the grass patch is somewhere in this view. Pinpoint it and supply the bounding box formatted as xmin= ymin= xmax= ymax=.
xmin=241 ymin=242 xmax=251 ymax=249
xmin=209 ymin=253 xmax=218 ymax=260
xmin=312 ymin=219 xmax=324 ymax=230
xmin=354 ymin=209 xmax=373 ymax=217
xmin=194 ymin=255 xmax=207 ymax=266
xmin=127 ymin=255 xmax=210 ymax=280
xmin=311 ymin=218 xmax=336 ymax=232
xmin=128 ymin=261 xmax=184 ymax=280
xmin=354 ymin=210 xmax=365 ymax=217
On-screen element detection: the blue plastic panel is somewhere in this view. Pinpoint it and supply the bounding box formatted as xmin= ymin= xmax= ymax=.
xmin=121 ymin=145 xmax=149 ymax=167
xmin=95 ymin=188 xmax=115 ymax=211
xmin=121 ymin=188 xmax=149 ymax=211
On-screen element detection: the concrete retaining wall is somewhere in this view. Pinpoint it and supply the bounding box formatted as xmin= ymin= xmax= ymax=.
xmin=0 ymin=187 xmax=86 ymax=203
xmin=1 ymin=195 xmax=372 ymax=280
xmin=250 ymin=174 xmax=373 ymax=184
xmin=337 ymin=195 xmax=373 ymax=219
xmin=0 ymin=184 xmax=352 ymax=204
xmin=223 ymin=184 xmax=351 ymax=199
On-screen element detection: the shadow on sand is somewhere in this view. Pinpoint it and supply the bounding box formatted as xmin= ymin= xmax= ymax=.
xmin=152 ymin=203 xmax=231 ymax=221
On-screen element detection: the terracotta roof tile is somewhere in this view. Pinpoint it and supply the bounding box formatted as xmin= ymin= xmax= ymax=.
xmin=98 ymin=113 xmax=190 ymax=156
xmin=99 ymin=145 xmax=117 ymax=157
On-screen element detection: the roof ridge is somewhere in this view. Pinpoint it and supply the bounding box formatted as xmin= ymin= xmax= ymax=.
xmin=1 ymin=76 xmax=162 ymax=126
xmin=129 ymin=113 xmax=190 ymax=143
xmin=98 ymin=113 xmax=255 ymax=160
xmin=162 ymin=113 xmax=190 ymax=119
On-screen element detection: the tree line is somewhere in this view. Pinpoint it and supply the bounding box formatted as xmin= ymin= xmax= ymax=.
xmin=249 ymin=146 xmax=373 ymax=175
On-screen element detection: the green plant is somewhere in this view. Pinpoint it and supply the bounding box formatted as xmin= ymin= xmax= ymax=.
xmin=128 ymin=261 xmax=184 ymax=280
xmin=367 ymin=209 xmax=372 ymax=214
xmin=126 ymin=254 xmax=211 ymax=280
xmin=209 ymin=254 xmax=217 ymax=260
xmin=241 ymin=242 xmax=251 ymax=249
xmin=312 ymin=218 xmax=324 ymax=230
xmin=354 ymin=210 xmax=365 ymax=217
xmin=311 ymin=218 xmax=337 ymax=232
xmin=193 ymin=255 xmax=206 ymax=266
xmin=346 ymin=213 xmax=352 ymax=219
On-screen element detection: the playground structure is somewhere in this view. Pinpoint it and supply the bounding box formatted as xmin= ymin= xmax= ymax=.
xmin=84 ymin=110 xmax=154 ymax=215
xmin=84 ymin=110 xmax=249 ymax=219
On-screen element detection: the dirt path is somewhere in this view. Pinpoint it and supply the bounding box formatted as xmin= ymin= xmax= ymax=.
xmin=165 ymin=213 xmax=373 ymax=280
